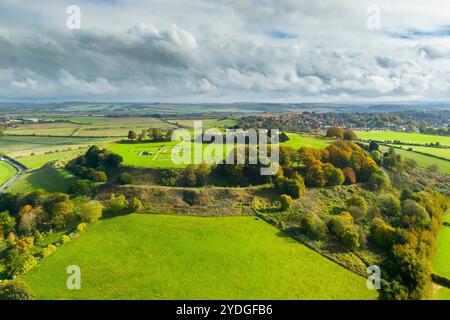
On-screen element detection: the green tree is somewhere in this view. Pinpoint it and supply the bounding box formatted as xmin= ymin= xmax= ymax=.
xmin=323 ymin=163 xmax=345 ymax=186
xmin=128 ymin=197 xmax=142 ymax=213
xmin=70 ymin=180 xmax=91 ymax=196
xmin=0 ymin=211 xmax=16 ymax=237
xmin=343 ymin=130 xmax=358 ymax=141
xmin=128 ymin=130 xmax=138 ymax=141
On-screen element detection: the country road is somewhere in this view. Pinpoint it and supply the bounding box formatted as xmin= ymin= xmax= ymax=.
xmin=0 ymin=156 xmax=26 ymax=193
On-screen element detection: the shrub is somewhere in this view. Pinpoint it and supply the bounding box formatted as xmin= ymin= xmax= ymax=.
xmin=0 ymin=211 xmax=16 ymax=237
xmin=92 ymin=171 xmax=107 ymax=182
xmin=5 ymin=253 xmax=37 ymax=277
xmin=79 ymin=201 xmax=103 ymax=223
xmin=345 ymin=195 xmax=368 ymax=214
xmin=251 ymin=197 xmax=270 ymax=211
xmin=118 ymin=173 xmax=133 ymax=185
xmin=323 ymin=163 xmax=345 ymax=186
xmin=33 ymin=230 xmax=43 ymax=242
xmin=370 ymin=217 xmax=399 ymax=248
xmin=0 ymin=280 xmax=35 ymax=300
xmin=300 ymin=213 xmax=327 ymax=240
xmin=69 ymin=180 xmax=91 ymax=196
xmin=182 ymin=190 xmax=200 ymax=206
xmin=128 ymin=197 xmax=142 ymax=213
xmin=60 ymin=235 xmax=70 ymax=244
xmin=342 ymin=167 xmax=356 ymax=184
xmin=328 ymin=212 xmax=359 ymax=250
xmin=77 ymin=223 xmax=88 ymax=232
xmin=376 ymin=194 xmax=401 ymax=219
xmin=107 ymin=194 xmax=129 ymax=215
xmin=402 ymin=199 xmax=431 ymax=228
xmin=42 ymin=244 xmax=57 ymax=258
xmin=368 ymin=170 xmax=390 ymax=191
xmin=279 ymin=194 xmax=293 ymax=211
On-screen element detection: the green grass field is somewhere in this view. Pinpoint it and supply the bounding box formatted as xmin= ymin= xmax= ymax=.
xmin=167 ymin=118 xmax=237 ymax=128
xmin=0 ymin=136 xmax=115 ymax=158
xmin=379 ymin=146 xmax=450 ymax=174
xmin=8 ymin=165 xmax=77 ymax=194
xmin=281 ymin=133 xmax=334 ymax=149
xmin=22 ymin=214 xmax=377 ymax=300
xmin=436 ymin=286 xmax=450 ymax=300
xmin=0 ymin=160 xmax=18 ymax=187
xmin=15 ymin=150 xmax=85 ymax=170
xmin=356 ymin=130 xmax=450 ymax=147
xmin=434 ymin=215 xmax=450 ymax=279
xmin=5 ymin=117 xmax=175 ymax=137
xmin=390 ymin=145 xmax=450 ymax=159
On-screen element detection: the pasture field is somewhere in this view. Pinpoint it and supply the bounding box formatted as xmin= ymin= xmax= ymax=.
xmin=436 ymin=287 xmax=450 ymax=300
xmin=0 ymin=135 xmax=115 ymax=159
xmin=5 ymin=117 xmax=175 ymax=137
xmin=281 ymin=133 xmax=334 ymax=149
xmin=15 ymin=150 xmax=85 ymax=170
xmin=434 ymin=214 xmax=450 ymax=279
xmin=22 ymin=214 xmax=377 ymax=300
xmin=356 ymin=130 xmax=450 ymax=146
xmin=379 ymin=146 xmax=450 ymax=174
xmin=167 ymin=118 xmax=237 ymax=128
xmin=0 ymin=160 xmax=18 ymax=187
xmin=390 ymin=145 xmax=450 ymax=159
xmin=7 ymin=165 xmax=77 ymax=194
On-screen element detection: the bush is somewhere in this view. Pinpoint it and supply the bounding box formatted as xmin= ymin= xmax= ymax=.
xmin=0 ymin=280 xmax=35 ymax=300
xmin=328 ymin=212 xmax=359 ymax=250
xmin=251 ymin=197 xmax=270 ymax=211
xmin=118 ymin=173 xmax=133 ymax=185
xmin=42 ymin=244 xmax=57 ymax=258
xmin=69 ymin=180 xmax=91 ymax=196
xmin=79 ymin=201 xmax=103 ymax=223
xmin=33 ymin=230 xmax=43 ymax=242
xmin=370 ymin=217 xmax=399 ymax=248
xmin=368 ymin=170 xmax=390 ymax=191
xmin=345 ymin=195 xmax=368 ymax=214
xmin=182 ymin=190 xmax=200 ymax=206
xmin=107 ymin=194 xmax=129 ymax=215
xmin=402 ymin=199 xmax=431 ymax=228
xmin=128 ymin=197 xmax=142 ymax=213
xmin=60 ymin=235 xmax=70 ymax=244
xmin=5 ymin=253 xmax=37 ymax=277
xmin=323 ymin=163 xmax=345 ymax=186
xmin=342 ymin=167 xmax=356 ymax=185
xmin=376 ymin=194 xmax=401 ymax=219
xmin=300 ymin=213 xmax=327 ymax=240
xmin=279 ymin=194 xmax=293 ymax=211
xmin=77 ymin=223 xmax=87 ymax=232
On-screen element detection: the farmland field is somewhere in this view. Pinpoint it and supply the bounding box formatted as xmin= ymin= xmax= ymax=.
xmin=7 ymin=165 xmax=77 ymax=194
xmin=167 ymin=118 xmax=237 ymax=128
xmin=15 ymin=150 xmax=85 ymax=170
xmin=281 ymin=133 xmax=334 ymax=149
xmin=5 ymin=117 xmax=176 ymax=137
xmin=356 ymin=130 xmax=450 ymax=146
xmin=379 ymin=146 xmax=450 ymax=174
xmin=390 ymin=145 xmax=450 ymax=159
xmin=22 ymin=214 xmax=377 ymax=300
xmin=0 ymin=135 xmax=115 ymax=158
xmin=434 ymin=214 xmax=450 ymax=279
xmin=0 ymin=160 xmax=18 ymax=187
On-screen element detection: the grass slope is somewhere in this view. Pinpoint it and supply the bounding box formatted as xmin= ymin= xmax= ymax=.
xmin=8 ymin=165 xmax=77 ymax=194
xmin=434 ymin=215 xmax=450 ymax=279
xmin=356 ymin=131 xmax=450 ymax=146
xmin=22 ymin=215 xmax=377 ymax=300
xmin=0 ymin=160 xmax=18 ymax=187
xmin=379 ymin=146 xmax=450 ymax=174
xmin=281 ymin=133 xmax=333 ymax=149
xmin=15 ymin=150 xmax=84 ymax=170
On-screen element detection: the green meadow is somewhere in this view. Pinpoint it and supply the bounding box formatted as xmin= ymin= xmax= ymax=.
xmin=379 ymin=146 xmax=450 ymax=174
xmin=16 ymin=150 xmax=85 ymax=170
xmin=356 ymin=130 xmax=450 ymax=146
xmin=434 ymin=215 xmax=450 ymax=279
xmin=22 ymin=214 xmax=377 ymax=300
xmin=280 ymin=133 xmax=334 ymax=149
xmin=7 ymin=165 xmax=77 ymax=194
xmin=0 ymin=160 xmax=18 ymax=187
xmin=391 ymin=145 xmax=450 ymax=159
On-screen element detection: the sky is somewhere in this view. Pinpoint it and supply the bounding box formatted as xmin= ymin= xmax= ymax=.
xmin=1 ymin=0 xmax=450 ymax=103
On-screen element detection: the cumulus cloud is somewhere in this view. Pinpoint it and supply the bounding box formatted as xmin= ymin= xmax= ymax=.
xmin=0 ymin=0 xmax=450 ymax=102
